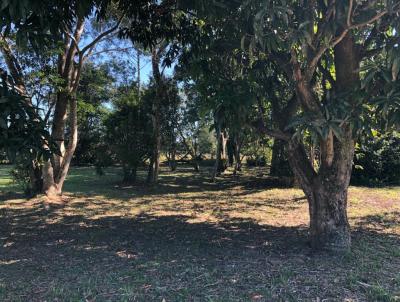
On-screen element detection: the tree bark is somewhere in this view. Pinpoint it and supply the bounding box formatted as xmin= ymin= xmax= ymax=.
xmin=41 ymin=18 xmax=85 ymax=198
xmin=270 ymin=139 xmax=292 ymax=177
xmin=41 ymin=16 xmax=119 ymax=197
xmin=147 ymin=47 xmax=164 ymax=184
xmin=123 ymin=165 xmax=137 ymax=184
xmin=212 ymin=122 xmax=228 ymax=181
xmin=233 ymin=134 xmax=242 ymax=175
xmin=284 ymin=32 xmax=359 ymax=251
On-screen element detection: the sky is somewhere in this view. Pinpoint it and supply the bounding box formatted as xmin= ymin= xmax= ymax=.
xmin=81 ymin=20 xmax=174 ymax=87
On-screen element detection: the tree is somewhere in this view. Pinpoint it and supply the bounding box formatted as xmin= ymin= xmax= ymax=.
xmin=179 ymin=0 xmax=400 ymax=251
xmin=41 ymin=11 xmax=122 ymax=197
xmin=1 ymin=0 xmax=176 ymax=195
xmin=0 ymin=70 xmax=56 ymax=195
xmin=73 ymin=62 xmax=114 ymax=165
xmin=105 ymin=87 xmax=153 ymax=183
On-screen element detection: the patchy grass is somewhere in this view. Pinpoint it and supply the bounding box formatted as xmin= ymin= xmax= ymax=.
xmin=0 ymin=165 xmax=399 ymax=301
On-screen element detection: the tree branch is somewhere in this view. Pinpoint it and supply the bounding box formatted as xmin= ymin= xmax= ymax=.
xmin=306 ymin=1 xmax=400 ymax=80
xmin=80 ymin=17 xmax=123 ymax=55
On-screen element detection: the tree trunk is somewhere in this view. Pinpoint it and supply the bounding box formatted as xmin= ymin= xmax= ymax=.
xmin=123 ymin=166 xmax=137 ymax=184
xmin=0 ymin=36 xmax=43 ymax=195
xmin=50 ymin=91 xmax=69 ymax=177
xmin=212 ymin=122 xmax=227 ymax=181
xmin=308 ymin=179 xmax=351 ymax=250
xmin=147 ymin=47 xmax=164 ymax=184
xmin=287 ymin=137 xmax=353 ymax=251
xmin=42 ymin=95 xmax=78 ymax=197
xmin=41 ymin=17 xmax=85 ymax=198
xmin=270 ymin=139 xmax=286 ymax=176
xmin=147 ymin=157 xmax=154 ymax=183
xmin=169 ymin=150 xmax=177 ymax=172
xmin=281 ymin=30 xmax=359 ymax=251
xmin=148 ymin=102 xmax=161 ymax=183
xmin=233 ymin=134 xmax=242 ymax=175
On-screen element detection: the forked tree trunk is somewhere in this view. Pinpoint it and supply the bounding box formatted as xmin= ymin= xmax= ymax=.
xmin=287 ymin=137 xmax=353 ymax=251
xmin=42 ymin=96 xmax=78 ymax=197
xmin=41 ymin=18 xmax=84 ymax=198
xmin=41 ymin=16 xmax=119 ymax=197
xmin=285 ymin=33 xmax=359 ymax=251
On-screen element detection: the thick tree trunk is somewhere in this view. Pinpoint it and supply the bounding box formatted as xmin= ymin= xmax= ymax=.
xmin=277 ymin=29 xmax=359 ymax=251
xmin=270 ymin=139 xmax=291 ymax=177
xmin=308 ymin=179 xmax=351 ymax=250
xmin=287 ymin=137 xmax=353 ymax=251
xmin=50 ymin=91 xmax=69 ymax=177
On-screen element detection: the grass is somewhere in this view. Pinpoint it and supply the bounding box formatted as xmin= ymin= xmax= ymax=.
xmin=0 ymin=165 xmax=399 ymax=301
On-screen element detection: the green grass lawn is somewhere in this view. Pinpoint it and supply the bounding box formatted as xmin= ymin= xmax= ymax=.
xmin=0 ymin=165 xmax=399 ymax=301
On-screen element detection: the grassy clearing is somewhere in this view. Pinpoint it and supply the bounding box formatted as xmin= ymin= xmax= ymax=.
xmin=0 ymin=165 xmax=399 ymax=301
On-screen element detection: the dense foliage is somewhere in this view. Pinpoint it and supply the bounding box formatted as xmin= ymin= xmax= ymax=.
xmin=352 ymin=132 xmax=400 ymax=186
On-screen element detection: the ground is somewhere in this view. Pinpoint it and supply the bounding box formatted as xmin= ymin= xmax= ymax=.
xmin=0 ymin=165 xmax=399 ymax=302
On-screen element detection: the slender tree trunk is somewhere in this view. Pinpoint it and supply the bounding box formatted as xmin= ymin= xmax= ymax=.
xmin=137 ymin=49 xmax=141 ymax=99
xmin=212 ymin=123 xmax=228 ymax=180
xmin=123 ymin=165 xmax=137 ymax=184
xmin=43 ymin=95 xmax=79 ymax=197
xmin=212 ymin=124 xmax=222 ymax=181
xmin=233 ymin=135 xmax=242 ymax=175
xmin=168 ymin=149 xmax=177 ymax=171
xmin=178 ymin=128 xmax=200 ymax=172
xmin=147 ymin=157 xmax=154 ymax=183
xmin=148 ymin=101 xmax=161 ymax=183
xmin=147 ymin=47 xmax=164 ymax=184
xmin=42 ymin=17 xmax=85 ymax=198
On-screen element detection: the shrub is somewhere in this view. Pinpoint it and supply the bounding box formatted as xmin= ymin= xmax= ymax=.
xmin=352 ymin=132 xmax=400 ymax=186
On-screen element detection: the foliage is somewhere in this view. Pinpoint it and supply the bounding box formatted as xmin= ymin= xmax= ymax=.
xmin=103 ymin=87 xmax=153 ymax=182
xmin=148 ymin=78 xmax=181 ymax=157
xmin=352 ymin=131 xmax=400 ymax=186
xmin=0 ymin=72 xmax=58 ymax=194
xmin=74 ymin=63 xmax=114 ymax=165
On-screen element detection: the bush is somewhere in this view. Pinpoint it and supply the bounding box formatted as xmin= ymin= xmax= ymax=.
xmin=352 ymin=132 xmax=400 ymax=186
xmin=246 ymin=156 xmax=267 ymax=167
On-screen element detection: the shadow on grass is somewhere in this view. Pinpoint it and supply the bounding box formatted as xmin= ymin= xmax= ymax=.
xmin=63 ymin=166 xmax=295 ymax=202
xmin=0 ymin=202 xmax=399 ymax=301
xmin=355 ymin=211 xmax=400 ymax=233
